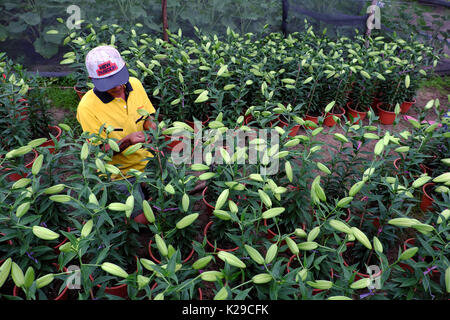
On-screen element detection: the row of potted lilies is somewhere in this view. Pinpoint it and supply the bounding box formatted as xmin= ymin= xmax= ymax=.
xmin=1 ymin=86 xmax=449 ymax=299
xmin=59 ymin=19 xmax=439 ymax=128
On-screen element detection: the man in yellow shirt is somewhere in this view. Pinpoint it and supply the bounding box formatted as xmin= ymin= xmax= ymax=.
xmin=76 ymin=45 xmax=156 ymax=222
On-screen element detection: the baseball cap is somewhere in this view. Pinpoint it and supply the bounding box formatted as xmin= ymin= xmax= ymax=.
xmin=85 ymin=46 xmax=129 ymax=92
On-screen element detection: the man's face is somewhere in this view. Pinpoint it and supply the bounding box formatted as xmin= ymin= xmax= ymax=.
xmin=106 ymin=85 xmax=124 ymax=96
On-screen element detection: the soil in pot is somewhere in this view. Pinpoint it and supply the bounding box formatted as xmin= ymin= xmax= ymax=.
xmin=346 ymin=101 xmax=368 ymax=124
xmin=341 ymin=242 xmax=382 ymax=281
xmin=204 ymin=220 xmax=239 ymax=252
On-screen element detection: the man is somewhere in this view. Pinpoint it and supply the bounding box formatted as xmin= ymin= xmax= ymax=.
xmin=76 ymin=45 xmax=156 ymax=222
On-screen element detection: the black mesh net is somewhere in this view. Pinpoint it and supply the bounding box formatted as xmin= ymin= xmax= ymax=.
xmin=0 ymin=0 xmax=448 ymax=75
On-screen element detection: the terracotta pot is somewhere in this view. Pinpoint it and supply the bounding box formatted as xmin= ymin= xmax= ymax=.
xmin=244 ymin=114 xmax=253 ymax=125
xmin=376 ymin=102 xmax=396 ymax=125
xmin=163 ymin=134 xmax=184 ymax=151
xmin=420 ymin=182 xmax=435 ymax=212
xmin=74 ymin=86 xmax=86 ymax=100
xmin=286 ymin=254 xmax=334 ymax=295
xmin=346 ymin=102 xmax=367 ymax=124
xmin=148 ymin=239 xmax=195 ymax=264
xmin=185 ymin=115 xmax=210 ymax=132
xmin=272 ymin=117 xmax=301 ymax=137
xmin=14 ymin=263 xmax=69 ymax=300
xmin=40 ymin=125 xmax=62 ymax=154
xmin=393 ymin=157 xmax=428 ymax=178
xmin=323 ymin=106 xmax=345 ymax=127
xmin=202 ymin=187 xmax=215 ymax=216
xmin=401 ymin=238 xmax=440 ymax=278
xmin=53 ymin=227 xmax=73 ymax=253
xmin=303 ymin=113 xmax=323 ymax=130
xmin=371 ymin=97 xmax=381 ymax=111
xmin=263 ymin=219 xmax=300 ymax=249
xmin=203 ymin=220 xmax=239 ymax=252
xmin=0 ymin=149 xmax=39 ymax=182
xmin=400 ymin=99 xmax=415 ymax=114
xmin=89 ymin=256 xmax=138 ymax=298
xmin=341 ymin=242 xmax=382 ymax=281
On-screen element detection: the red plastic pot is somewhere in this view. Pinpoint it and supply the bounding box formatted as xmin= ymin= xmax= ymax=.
xmin=401 ymin=238 xmax=440 ymax=277
xmin=40 ymin=125 xmax=62 ymax=154
xmin=340 ymin=242 xmax=382 ymax=281
xmin=420 ymin=182 xmax=435 ymax=212
xmin=14 ymin=263 xmax=69 ymax=300
xmin=286 ymin=254 xmax=334 ymax=295
xmin=323 ymin=106 xmax=345 ymax=127
xmin=148 ymin=239 xmax=195 ymax=264
xmin=272 ymin=117 xmax=301 ymax=137
xmin=89 ymin=256 xmax=138 ymax=299
xmin=74 ymin=86 xmax=86 ymax=100
xmin=376 ymin=102 xmax=396 ymax=125
xmin=263 ymin=219 xmax=305 ymax=249
xmin=346 ymin=102 xmax=367 ymax=124
xmin=53 ymin=227 xmax=72 ymax=253
xmin=400 ymin=99 xmax=415 ymax=114
xmin=202 ymin=187 xmax=215 ymax=216
xmin=1 ymin=149 xmax=39 ymax=182
xmin=303 ymin=113 xmax=323 ymax=130
xmin=186 ymin=115 xmax=210 ymax=132
xmin=203 ymin=220 xmax=239 ymax=252
xmin=163 ymin=134 xmax=184 ymax=151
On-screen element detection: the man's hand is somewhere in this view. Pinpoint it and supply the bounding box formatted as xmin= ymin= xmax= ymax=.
xmin=128 ymin=131 xmax=146 ymax=145
xmin=143 ymin=116 xmax=157 ymax=131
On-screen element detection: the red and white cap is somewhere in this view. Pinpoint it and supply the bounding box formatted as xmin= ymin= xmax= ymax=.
xmin=85 ymin=45 xmax=129 ymax=92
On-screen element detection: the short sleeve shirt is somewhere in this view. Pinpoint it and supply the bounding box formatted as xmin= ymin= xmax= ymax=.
xmin=76 ymin=77 xmax=155 ymax=179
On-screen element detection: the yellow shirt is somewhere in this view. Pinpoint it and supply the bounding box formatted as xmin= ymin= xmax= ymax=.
xmin=76 ymin=77 xmax=155 ymax=179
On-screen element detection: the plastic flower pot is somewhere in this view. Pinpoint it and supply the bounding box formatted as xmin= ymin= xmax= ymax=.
xmin=340 ymin=242 xmax=382 ymax=281
xmin=263 ymin=219 xmax=302 ymax=249
xmin=74 ymin=86 xmax=86 ymax=100
xmin=371 ymin=97 xmax=381 ymax=111
xmin=40 ymin=125 xmax=62 ymax=154
xmin=244 ymin=114 xmax=253 ymax=125
xmin=401 ymin=238 xmax=440 ymax=279
xmin=272 ymin=117 xmax=301 ymax=137
xmin=420 ymin=182 xmax=435 ymax=212
xmin=13 ymin=263 xmax=69 ymax=300
xmin=89 ymin=256 xmax=138 ymax=299
xmin=202 ymin=187 xmax=215 ymax=216
xmin=163 ymin=134 xmax=184 ymax=151
xmin=203 ymin=220 xmax=239 ymax=252
xmin=286 ymin=254 xmax=334 ymax=295
xmin=53 ymin=227 xmax=73 ymax=253
xmin=148 ymin=239 xmax=195 ymax=264
xmin=346 ymin=101 xmax=367 ymax=124
xmin=186 ymin=115 xmax=210 ymax=132
xmin=1 ymin=149 xmax=39 ymax=182
xmin=393 ymin=157 xmax=428 ymax=179
xmin=400 ymin=99 xmax=416 ymax=114
xmin=202 ymin=186 xmax=245 ymax=216
xmin=303 ymin=113 xmax=323 ymax=130
xmin=376 ymin=102 xmax=396 ymax=125
xmin=323 ymin=106 xmax=345 ymax=127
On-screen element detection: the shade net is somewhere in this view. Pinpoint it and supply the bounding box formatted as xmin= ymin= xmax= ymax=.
xmin=0 ymin=0 xmax=448 ymax=75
